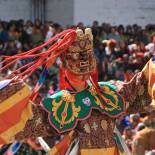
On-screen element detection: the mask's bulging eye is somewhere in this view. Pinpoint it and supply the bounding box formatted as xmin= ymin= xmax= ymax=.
xmin=66 ymin=54 xmax=71 ymax=59
xmin=72 ymin=53 xmax=79 ymax=60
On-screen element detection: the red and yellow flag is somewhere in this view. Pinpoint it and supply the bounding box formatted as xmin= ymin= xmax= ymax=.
xmin=0 ymin=85 xmax=32 ymax=144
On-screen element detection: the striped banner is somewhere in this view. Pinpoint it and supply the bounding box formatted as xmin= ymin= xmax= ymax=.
xmin=0 ymin=84 xmax=32 ymax=144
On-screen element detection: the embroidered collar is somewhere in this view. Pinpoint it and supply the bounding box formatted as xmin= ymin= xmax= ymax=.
xmin=42 ymin=82 xmax=125 ymax=133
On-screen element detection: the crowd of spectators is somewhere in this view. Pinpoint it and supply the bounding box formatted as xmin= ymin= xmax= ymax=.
xmin=0 ymin=19 xmax=155 ymax=85
xmin=0 ymin=19 xmax=155 ymax=154
xmin=116 ymin=110 xmax=155 ymax=154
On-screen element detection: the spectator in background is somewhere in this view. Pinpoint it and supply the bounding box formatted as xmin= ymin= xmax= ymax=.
xmin=24 ymin=20 xmax=33 ymax=35
xmin=30 ymin=26 xmax=43 ymax=46
xmin=94 ymin=42 xmax=106 ymax=81
xmin=105 ymin=39 xmax=117 ymax=59
xmin=45 ymin=26 xmax=54 ymax=42
xmin=8 ymin=23 xmax=18 ymax=41
xmin=42 ymin=21 xmax=52 ymax=38
xmin=0 ymin=40 xmax=4 ymax=55
xmin=122 ymin=126 xmax=134 ymax=151
xmin=107 ymin=26 xmax=121 ymax=42
xmin=132 ymin=127 xmax=155 ymax=155
xmin=118 ymin=25 xmax=127 ymax=42
xmin=77 ymin=22 xmax=84 ymax=29
xmin=98 ymin=29 xmax=107 ymax=42
xmin=145 ymin=34 xmax=155 ymax=55
xmin=129 ymin=114 xmax=141 ymax=129
xmin=34 ymin=18 xmax=42 ymax=29
xmin=0 ymin=22 xmax=8 ymax=42
xmin=4 ymin=40 xmax=17 ymax=56
xmin=18 ymin=24 xmax=30 ymax=45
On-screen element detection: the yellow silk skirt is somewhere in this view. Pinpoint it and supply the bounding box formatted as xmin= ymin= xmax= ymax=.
xmin=80 ymin=147 xmax=126 ymax=155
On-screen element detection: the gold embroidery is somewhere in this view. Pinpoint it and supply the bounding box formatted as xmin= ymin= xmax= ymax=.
xmin=105 ymin=139 xmax=110 ymax=145
xmin=101 ymin=120 xmax=108 ymax=130
xmin=52 ymin=91 xmax=80 ymax=128
xmin=52 ymin=100 xmax=63 ymax=124
xmin=102 ymin=86 xmax=120 ymax=111
xmin=84 ymin=123 xmax=91 ymax=133
xmin=62 ymin=91 xmax=75 ymax=103
xmin=138 ymin=85 xmax=144 ymax=96
xmin=91 ymin=122 xmax=98 ymax=131
xmin=35 ymin=118 xmax=42 ymax=126
xmin=89 ymin=87 xmax=104 ymax=108
xmin=89 ymin=86 xmax=121 ymax=111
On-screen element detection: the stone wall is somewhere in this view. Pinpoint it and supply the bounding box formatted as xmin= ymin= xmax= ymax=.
xmin=45 ymin=0 xmax=73 ymax=26
xmin=0 ymin=0 xmax=31 ymax=21
xmin=0 ymin=0 xmax=155 ymax=27
xmin=74 ymin=0 xmax=155 ymax=27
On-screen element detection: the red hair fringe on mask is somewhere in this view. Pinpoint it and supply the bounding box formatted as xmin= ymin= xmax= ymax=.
xmin=0 ymin=29 xmax=77 ymax=80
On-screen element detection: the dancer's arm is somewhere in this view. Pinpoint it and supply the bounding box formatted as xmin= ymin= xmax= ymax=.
xmin=116 ymin=57 xmax=155 ymax=114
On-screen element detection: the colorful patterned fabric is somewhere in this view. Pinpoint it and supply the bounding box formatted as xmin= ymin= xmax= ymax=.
xmin=0 ymin=83 xmax=32 ymax=144
xmin=77 ymin=110 xmax=116 ymax=149
xmin=115 ymin=72 xmax=151 ymax=114
xmin=42 ymin=82 xmax=125 ymax=133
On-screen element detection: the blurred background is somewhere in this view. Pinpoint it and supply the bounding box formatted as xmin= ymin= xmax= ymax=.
xmin=0 ymin=0 xmax=155 ymax=154
xmin=1 ymin=0 xmax=155 ymax=26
